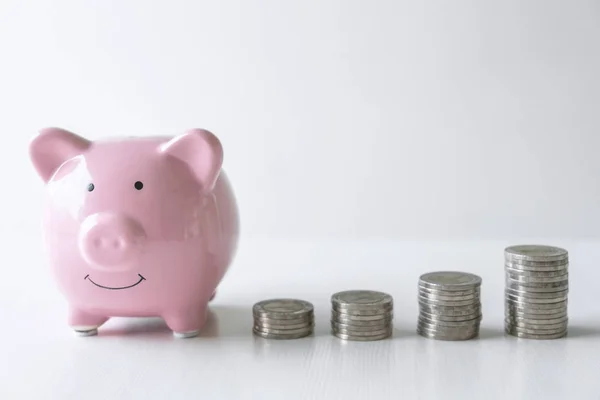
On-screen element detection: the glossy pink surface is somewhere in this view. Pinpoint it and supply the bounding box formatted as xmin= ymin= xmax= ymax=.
xmin=29 ymin=128 xmax=239 ymax=338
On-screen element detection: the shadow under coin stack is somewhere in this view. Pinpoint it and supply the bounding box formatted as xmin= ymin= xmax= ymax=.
xmin=252 ymin=299 xmax=315 ymax=339
xmin=330 ymin=290 xmax=394 ymax=341
xmin=417 ymin=271 xmax=483 ymax=340
xmin=504 ymin=245 xmax=569 ymax=340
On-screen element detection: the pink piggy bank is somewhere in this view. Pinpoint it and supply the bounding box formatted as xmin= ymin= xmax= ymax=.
xmin=29 ymin=127 xmax=239 ymax=338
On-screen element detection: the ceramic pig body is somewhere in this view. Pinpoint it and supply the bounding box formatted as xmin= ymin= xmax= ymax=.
xmin=29 ymin=128 xmax=239 ymax=338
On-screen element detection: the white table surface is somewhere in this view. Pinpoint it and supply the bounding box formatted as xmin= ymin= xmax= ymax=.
xmin=1 ymin=236 xmax=599 ymax=400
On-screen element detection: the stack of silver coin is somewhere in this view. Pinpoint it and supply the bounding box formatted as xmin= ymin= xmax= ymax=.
xmin=504 ymin=245 xmax=569 ymax=340
xmin=417 ymin=271 xmax=483 ymax=340
xmin=252 ymin=298 xmax=315 ymax=339
xmin=330 ymin=290 xmax=394 ymax=341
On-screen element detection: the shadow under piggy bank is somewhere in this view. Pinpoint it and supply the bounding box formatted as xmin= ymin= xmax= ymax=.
xmin=98 ymin=304 xmax=252 ymax=340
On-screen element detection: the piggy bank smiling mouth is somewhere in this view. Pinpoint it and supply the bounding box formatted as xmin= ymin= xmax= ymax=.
xmin=84 ymin=274 xmax=146 ymax=290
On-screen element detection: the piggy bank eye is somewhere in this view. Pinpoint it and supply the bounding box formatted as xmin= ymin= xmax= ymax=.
xmin=87 ymin=183 xmax=95 ymax=192
xmin=134 ymin=181 xmax=144 ymax=190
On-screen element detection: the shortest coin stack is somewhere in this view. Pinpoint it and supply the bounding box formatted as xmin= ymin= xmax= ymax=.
xmin=417 ymin=271 xmax=483 ymax=341
xmin=252 ymin=298 xmax=315 ymax=339
xmin=331 ymin=290 xmax=394 ymax=341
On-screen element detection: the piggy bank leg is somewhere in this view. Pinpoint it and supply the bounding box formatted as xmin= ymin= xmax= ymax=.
xmin=69 ymin=308 xmax=109 ymax=336
xmin=163 ymin=304 xmax=209 ymax=339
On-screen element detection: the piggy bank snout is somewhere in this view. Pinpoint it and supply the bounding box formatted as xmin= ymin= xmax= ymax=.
xmin=78 ymin=213 xmax=147 ymax=269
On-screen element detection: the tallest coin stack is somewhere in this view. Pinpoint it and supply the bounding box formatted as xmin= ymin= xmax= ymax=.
xmin=504 ymin=245 xmax=569 ymax=339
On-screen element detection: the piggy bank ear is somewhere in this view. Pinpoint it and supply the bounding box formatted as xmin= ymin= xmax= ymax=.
xmin=29 ymin=127 xmax=92 ymax=183
xmin=159 ymin=128 xmax=224 ymax=191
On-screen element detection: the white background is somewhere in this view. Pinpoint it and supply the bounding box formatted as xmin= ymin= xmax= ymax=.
xmin=1 ymin=1 xmax=599 ymax=399
xmin=2 ymin=0 xmax=600 ymax=240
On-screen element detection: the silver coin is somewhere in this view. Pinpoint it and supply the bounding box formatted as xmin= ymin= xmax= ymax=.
xmin=332 ymin=330 xmax=392 ymax=341
xmin=331 ymin=304 xmax=393 ymax=315
xmin=504 ymin=326 xmax=568 ymax=336
xmin=505 ymin=273 xmax=568 ymax=284
xmin=505 ymin=318 xmax=568 ymax=330
xmin=254 ymin=320 xmax=314 ymax=330
xmin=505 ymin=267 xmax=568 ymax=278
xmin=505 ymin=281 xmax=569 ymax=293
xmin=253 ymin=328 xmax=312 ymax=340
xmin=506 ymin=313 xmax=568 ymax=322
xmin=330 ymin=314 xmax=394 ymax=326
xmin=332 ymin=326 xmax=392 ymax=337
xmin=417 ymin=322 xmax=479 ymax=333
xmin=505 ymin=294 xmax=568 ymax=305
xmin=417 ymin=324 xmax=479 ymax=334
xmin=505 ymin=308 xmax=567 ymax=318
xmin=329 ymin=319 xmax=394 ymax=331
xmin=505 ymin=306 xmax=567 ymax=316
xmin=505 ymin=263 xmax=569 ymax=273
xmin=505 ymin=257 xmax=569 ymax=267
xmin=332 ymin=320 xmax=391 ymax=331
xmin=418 ymin=291 xmax=480 ymax=302
xmin=505 ymin=315 xmax=568 ymax=325
xmin=419 ymin=295 xmax=480 ymax=304
xmin=504 ymin=314 xmax=569 ymax=326
xmin=505 ymin=264 xmax=569 ymax=273
xmin=419 ymin=271 xmax=482 ymax=291
xmin=505 ymin=285 xmax=568 ymax=295
xmin=418 ymin=315 xmax=481 ymax=328
xmin=505 ymin=288 xmax=568 ymax=299
xmin=506 ymin=314 xmax=569 ymax=325
xmin=505 ymin=292 xmax=568 ymax=302
xmin=506 ymin=298 xmax=568 ymax=307
xmin=417 ymin=320 xmax=480 ymax=332
xmin=332 ymin=315 xmax=393 ymax=327
xmin=506 ymin=286 xmax=569 ymax=295
xmin=417 ymin=326 xmax=479 ymax=341
xmin=505 ymin=276 xmax=568 ymax=286
xmin=505 ymin=257 xmax=568 ymax=266
xmin=504 ymin=294 xmax=569 ymax=312
xmin=418 ymin=296 xmax=480 ymax=307
xmin=332 ymin=310 xmax=393 ymax=321
xmin=333 ymin=332 xmax=394 ymax=342
xmin=504 ymin=280 xmax=569 ymax=297
xmin=253 ymin=299 xmax=314 ymax=319
xmin=505 ymin=329 xmax=567 ymax=340
xmin=254 ymin=314 xmax=314 ymax=324
xmin=417 ymin=330 xmax=479 ymax=341
xmin=504 ymin=262 xmax=569 ymax=277
xmin=331 ymin=321 xmax=391 ymax=332
xmin=331 ymin=303 xmax=393 ymax=316
xmin=331 ymin=290 xmax=393 ymax=310
xmin=419 ymin=304 xmax=482 ymax=316
xmin=417 ymin=324 xmax=480 ymax=336
xmin=253 ymin=324 xmax=314 ymax=335
xmin=504 ymin=245 xmax=568 ymax=262
xmin=504 ymin=323 xmax=567 ymax=335
xmin=505 ymin=298 xmax=568 ymax=309
xmin=504 ymin=261 xmax=569 ymax=271
xmin=504 ymin=262 xmax=569 ymax=275
xmin=419 ymin=311 xmax=482 ymax=322
xmin=418 ymin=286 xmax=480 ymax=297
xmin=419 ymin=310 xmax=482 ymax=322
xmin=505 ymin=261 xmax=569 ymax=270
